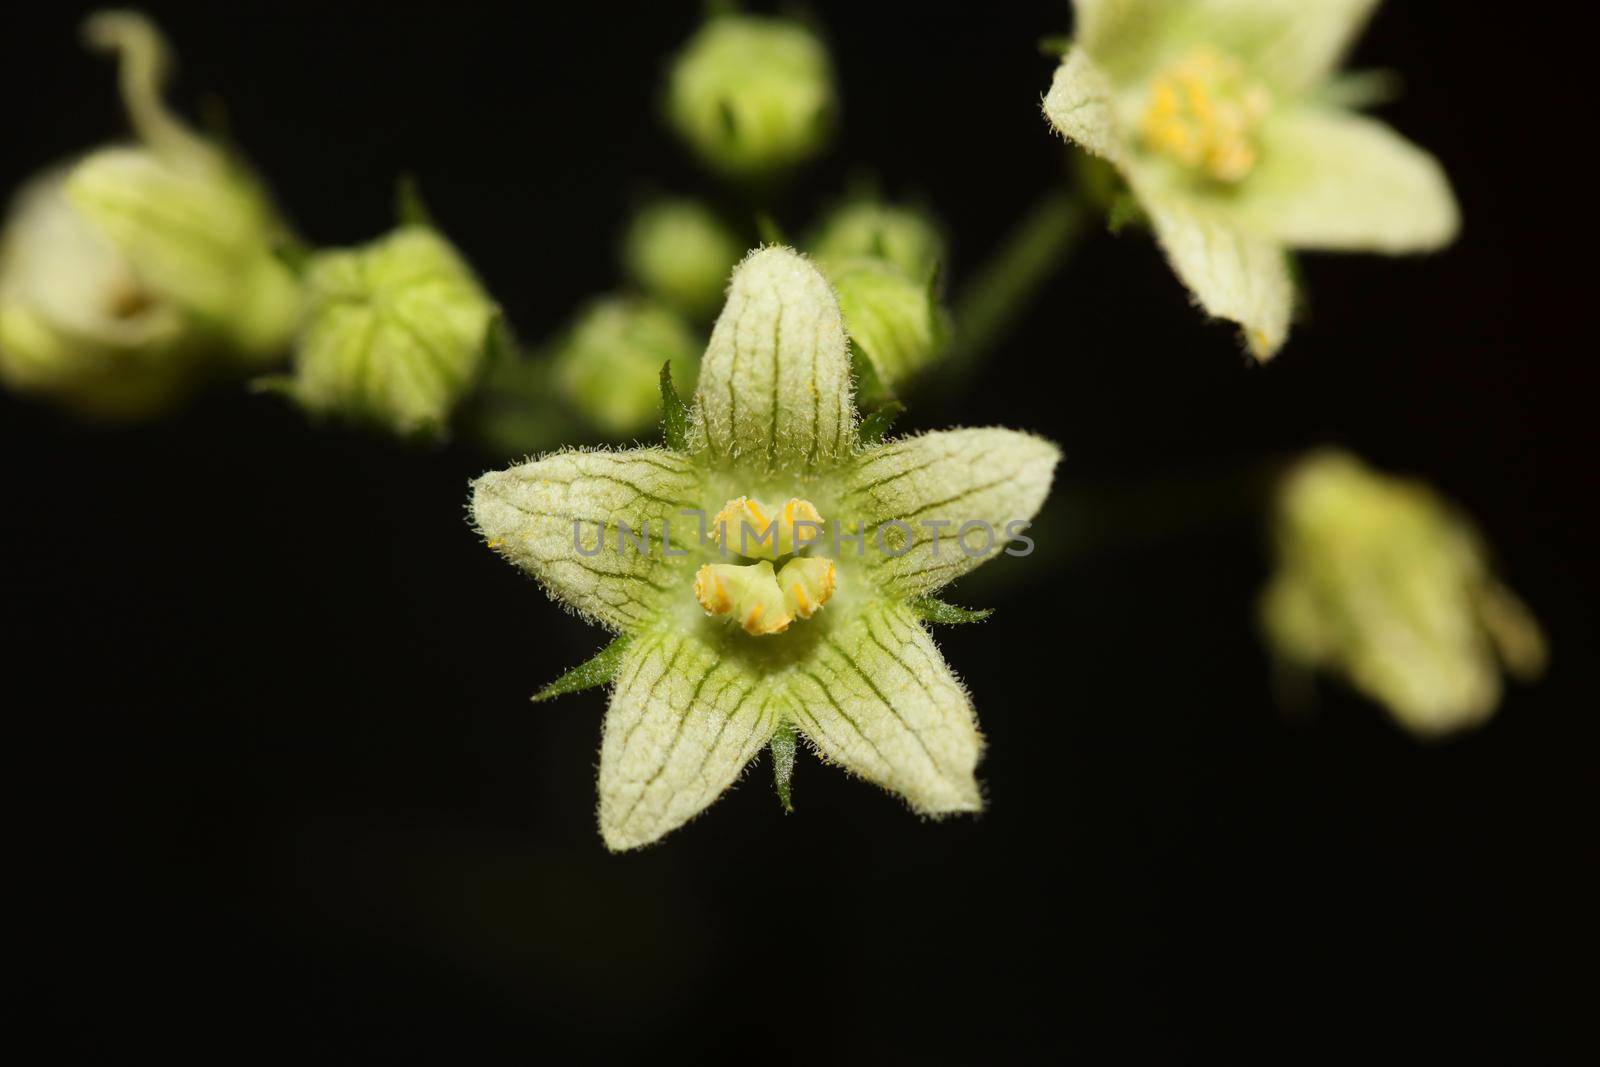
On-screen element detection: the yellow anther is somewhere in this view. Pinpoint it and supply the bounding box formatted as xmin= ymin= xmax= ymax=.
xmin=778 ymin=557 xmax=836 ymax=620
xmin=1140 ymin=46 xmax=1270 ymax=183
xmin=712 ymin=495 xmax=825 ymax=559
xmin=695 ymin=560 xmax=793 ymax=635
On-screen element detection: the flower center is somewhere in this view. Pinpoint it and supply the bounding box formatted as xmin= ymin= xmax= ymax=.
xmin=1140 ymin=46 xmax=1271 ymax=183
xmin=694 ymin=495 xmax=836 ymax=636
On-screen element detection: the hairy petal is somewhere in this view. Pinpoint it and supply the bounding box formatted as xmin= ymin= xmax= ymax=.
xmin=790 ymin=601 xmax=982 ymax=814
xmin=690 ymin=246 xmax=856 ymax=473
xmin=844 ymin=428 xmax=1060 ymax=598
xmin=1234 ymin=106 xmax=1459 ymax=253
xmin=1130 ymin=171 xmax=1293 ymax=359
xmin=1042 ymin=47 xmax=1125 ymax=163
xmin=471 ymin=448 xmax=702 ymax=632
xmin=599 ymin=628 xmax=781 ymax=850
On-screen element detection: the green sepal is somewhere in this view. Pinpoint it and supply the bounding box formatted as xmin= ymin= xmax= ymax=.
xmin=857 ymin=400 xmax=905 ymax=447
xmin=481 ymin=307 xmax=518 ymax=370
xmin=660 ymin=361 xmax=692 ymax=451
xmin=531 ymin=635 xmax=633 ymax=703
xmin=770 ymin=720 xmax=797 ymax=813
xmin=394 ymin=173 xmax=435 ymax=229
xmin=1107 ymin=194 xmax=1144 ymax=235
xmin=907 ymin=596 xmax=993 ymax=624
xmin=851 ymin=348 xmax=892 ymax=407
xmin=756 ymin=213 xmax=786 ymax=246
xmin=271 ymin=238 xmax=313 ymax=278
xmin=1037 ymin=35 xmax=1071 ymax=57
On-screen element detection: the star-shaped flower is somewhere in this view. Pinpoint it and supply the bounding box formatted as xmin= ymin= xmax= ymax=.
xmin=471 ymin=247 xmax=1059 ymax=850
xmin=1043 ymin=0 xmax=1459 ymax=358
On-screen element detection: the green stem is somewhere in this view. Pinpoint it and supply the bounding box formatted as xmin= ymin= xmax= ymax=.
xmin=944 ymin=187 xmax=1090 ymax=386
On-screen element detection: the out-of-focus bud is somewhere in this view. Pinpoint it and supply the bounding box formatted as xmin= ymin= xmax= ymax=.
xmin=665 ymin=15 xmax=835 ymax=178
xmin=0 ymin=12 xmax=300 ymax=417
xmin=810 ymin=200 xmax=946 ymax=284
xmin=284 ymin=226 xmax=494 ymax=437
xmin=551 ymin=296 xmax=699 ymax=437
xmin=823 ymin=256 xmax=948 ymax=394
xmin=65 ymin=12 xmax=299 ymax=358
xmin=621 ymin=199 xmax=742 ymax=321
xmin=1260 ymin=450 xmax=1548 ymax=739
xmin=0 ymin=172 xmax=196 ymax=418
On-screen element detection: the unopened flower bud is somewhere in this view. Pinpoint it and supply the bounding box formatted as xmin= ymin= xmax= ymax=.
xmin=551 ymin=297 xmax=700 ymax=436
xmin=621 ymin=199 xmax=743 ymax=321
xmin=0 ymin=12 xmax=300 ymax=417
xmin=824 ymin=257 xmax=948 ymax=391
xmin=65 ymin=12 xmax=299 ymax=359
xmin=665 ymin=15 xmax=836 ymax=177
xmin=810 ymin=201 xmax=946 ymax=283
xmin=286 ymin=226 xmax=494 ymax=436
xmin=0 ymin=172 xmax=196 ymax=418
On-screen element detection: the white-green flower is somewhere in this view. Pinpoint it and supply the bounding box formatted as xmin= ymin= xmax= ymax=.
xmin=1261 ymin=450 xmax=1546 ymax=738
xmin=0 ymin=11 xmax=300 ymax=416
xmin=471 ymin=247 xmax=1059 ymax=850
xmin=1043 ymin=0 xmax=1459 ymax=358
xmin=665 ymin=15 xmax=836 ymax=178
xmin=281 ymin=226 xmax=495 ymax=437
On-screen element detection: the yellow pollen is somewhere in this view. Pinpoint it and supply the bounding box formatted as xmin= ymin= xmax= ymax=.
xmin=1140 ymin=45 xmax=1270 ymax=183
xmin=693 ymin=498 xmax=838 ymax=636
xmin=712 ymin=494 xmax=825 ymax=559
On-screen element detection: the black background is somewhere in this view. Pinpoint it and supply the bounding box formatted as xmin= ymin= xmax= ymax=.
xmin=6 ymin=2 xmax=1594 ymax=1060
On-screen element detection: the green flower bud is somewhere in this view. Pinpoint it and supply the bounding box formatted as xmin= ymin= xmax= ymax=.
xmin=1261 ymin=450 xmax=1548 ymax=738
xmin=287 ymin=226 xmax=494 ymax=436
xmin=621 ymin=199 xmax=743 ymax=321
xmin=810 ymin=200 xmax=947 ymax=283
xmin=551 ymin=297 xmax=699 ymax=436
xmin=0 ymin=12 xmax=300 ymax=417
xmin=0 ymin=172 xmax=198 ymax=418
xmin=824 ymin=256 xmax=948 ymax=392
xmin=665 ymin=15 xmax=835 ymax=177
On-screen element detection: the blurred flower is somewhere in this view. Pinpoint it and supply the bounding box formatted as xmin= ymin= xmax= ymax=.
xmin=809 ymin=199 xmax=947 ymax=283
xmin=551 ymin=296 xmax=700 ymax=437
xmin=472 ymin=247 xmax=1058 ymax=850
xmin=280 ymin=226 xmax=494 ymax=437
xmin=1260 ymin=450 xmax=1547 ymax=738
xmin=0 ymin=11 xmax=300 ymax=417
xmin=621 ymin=198 xmax=743 ymax=321
xmin=665 ymin=14 xmax=836 ymax=178
xmin=1043 ymin=0 xmax=1458 ymax=359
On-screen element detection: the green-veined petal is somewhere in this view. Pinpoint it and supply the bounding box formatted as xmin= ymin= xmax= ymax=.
xmin=1233 ymin=106 xmax=1459 ymax=253
xmin=1131 ymin=172 xmax=1293 ymax=359
xmin=690 ymin=246 xmax=856 ymax=473
xmin=843 ymin=428 xmax=1060 ymax=598
xmin=789 ymin=600 xmax=982 ymax=814
xmin=471 ymin=448 xmax=702 ymax=632
xmin=599 ymin=627 xmax=782 ymax=850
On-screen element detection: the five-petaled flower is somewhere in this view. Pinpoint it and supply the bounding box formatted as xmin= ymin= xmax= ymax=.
xmin=471 ymin=247 xmax=1059 ymax=850
xmin=1043 ymin=0 xmax=1459 ymax=359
